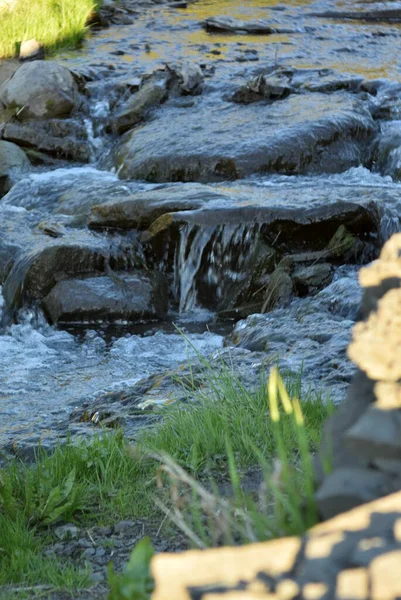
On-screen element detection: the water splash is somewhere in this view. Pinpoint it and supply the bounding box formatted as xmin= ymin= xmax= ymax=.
xmin=84 ymin=98 xmax=111 ymax=162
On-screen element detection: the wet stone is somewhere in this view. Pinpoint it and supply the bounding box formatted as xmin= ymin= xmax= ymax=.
xmin=2 ymin=120 xmax=91 ymax=162
xmin=108 ymin=93 xmax=377 ymax=182
xmin=293 ymin=263 xmax=333 ymax=296
xmin=202 ymin=16 xmax=297 ymax=35
xmin=42 ymin=272 xmax=168 ymax=324
xmin=110 ymin=72 xmax=168 ymax=135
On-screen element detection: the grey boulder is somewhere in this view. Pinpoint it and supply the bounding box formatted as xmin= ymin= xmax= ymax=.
xmin=43 ymin=273 xmax=168 ymax=324
xmin=0 ymin=61 xmax=80 ymax=120
xmin=0 ymin=140 xmax=30 ymax=197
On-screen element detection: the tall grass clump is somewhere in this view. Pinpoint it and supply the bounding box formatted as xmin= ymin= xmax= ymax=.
xmin=140 ymin=353 xmax=334 ymax=547
xmin=0 ymin=0 xmax=102 ymax=58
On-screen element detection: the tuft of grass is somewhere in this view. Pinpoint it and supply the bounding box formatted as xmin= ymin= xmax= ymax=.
xmin=139 ymin=361 xmax=332 ymax=476
xmin=0 ymin=0 xmax=102 ymax=59
xmin=149 ymin=365 xmax=334 ymax=547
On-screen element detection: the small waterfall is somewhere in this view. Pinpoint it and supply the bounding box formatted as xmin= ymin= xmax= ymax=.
xmin=84 ymin=98 xmax=111 ymax=162
xmin=174 ymin=222 xmax=261 ymax=313
xmin=175 ymin=225 xmax=215 ymax=312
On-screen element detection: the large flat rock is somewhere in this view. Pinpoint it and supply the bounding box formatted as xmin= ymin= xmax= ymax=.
xmin=142 ymin=183 xmax=381 ymax=253
xmin=109 ymin=93 xmax=377 ymax=182
xmin=89 ymin=183 xmax=226 ymax=230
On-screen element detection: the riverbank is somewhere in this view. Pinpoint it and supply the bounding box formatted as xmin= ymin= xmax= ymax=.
xmin=0 ymin=0 xmax=102 ymax=59
xmin=0 ymin=368 xmax=332 ymax=599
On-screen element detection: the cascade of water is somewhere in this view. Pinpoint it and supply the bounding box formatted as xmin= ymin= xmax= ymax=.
xmin=175 ymin=224 xmax=215 ymax=312
xmin=174 ymin=222 xmax=261 ymax=313
xmin=84 ymin=98 xmax=111 ymax=162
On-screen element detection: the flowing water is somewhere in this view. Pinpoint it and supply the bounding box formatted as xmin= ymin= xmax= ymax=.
xmin=2 ymin=0 xmax=401 ymax=453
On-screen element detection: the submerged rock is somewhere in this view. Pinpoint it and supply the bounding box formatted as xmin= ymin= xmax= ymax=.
xmin=202 ymin=16 xmax=296 ymax=34
xmin=43 ymin=273 xmax=168 ymax=324
xmin=109 ymin=93 xmax=377 ymax=182
xmin=1 ymin=168 xmax=143 ymax=223
xmin=310 ymin=9 xmax=401 ymax=23
xmin=0 ymin=61 xmax=80 ymax=120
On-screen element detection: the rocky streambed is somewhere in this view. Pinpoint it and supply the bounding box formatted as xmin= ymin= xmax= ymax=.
xmin=1 ymin=0 xmax=401 ymax=458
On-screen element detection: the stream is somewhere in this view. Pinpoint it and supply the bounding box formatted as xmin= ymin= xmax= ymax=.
xmin=2 ymin=0 xmax=401 ymax=457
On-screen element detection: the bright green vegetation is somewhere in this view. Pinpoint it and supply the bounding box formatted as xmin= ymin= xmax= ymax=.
xmin=0 ymin=0 xmax=102 ymax=59
xmin=0 ymin=363 xmax=334 ymax=597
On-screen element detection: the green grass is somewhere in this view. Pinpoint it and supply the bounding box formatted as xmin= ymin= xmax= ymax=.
xmin=145 ymin=365 xmax=334 ymax=547
xmin=0 ymin=0 xmax=102 ymax=59
xmin=0 ymin=361 xmax=334 ymax=595
xmin=140 ymin=365 xmax=331 ymax=475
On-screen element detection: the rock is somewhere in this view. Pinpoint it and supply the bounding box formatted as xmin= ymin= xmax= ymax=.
xmin=292 ymin=263 xmax=332 ymax=295
xmin=108 ymin=93 xmax=377 ymax=182
xmin=110 ymin=74 xmax=168 ymax=135
xmin=0 ymin=61 xmax=80 ymax=120
xmin=260 ymin=267 xmax=293 ymax=312
xmin=232 ymin=73 xmax=293 ymax=104
xmin=309 ymin=9 xmax=401 ymax=23
xmin=89 ymin=183 xmax=225 ymax=230
xmin=113 ymin=520 xmax=136 ymax=533
xmin=2 ymin=120 xmax=91 ymax=162
xmin=140 ymin=185 xmax=379 ymax=311
xmin=303 ymin=75 xmax=364 ymax=94
xmin=327 ymin=225 xmax=367 ymax=262
xmin=151 ymin=491 xmax=401 ymax=600
xmin=54 ymin=524 xmax=80 ymax=541
xmin=145 ymin=197 xmax=379 ymax=255
xmin=349 ymin=288 xmax=401 ymax=382
xmin=0 ymin=60 xmax=19 ymax=88
xmin=2 ymin=231 xmax=110 ymax=313
xmin=19 ymin=39 xmax=44 ymax=62
xmin=316 ymin=468 xmax=393 ymax=521
xmin=1 ymin=168 xmax=143 ymax=222
xmin=166 ymin=62 xmax=204 ymax=96
xmin=316 ymin=232 xmax=401 ymax=516
xmin=0 ymin=140 xmax=30 ymax=197
xmin=345 ymin=407 xmax=401 ymax=461
xmin=43 ymin=273 xmax=168 ymax=324
xmin=202 ymin=16 xmax=295 ymax=34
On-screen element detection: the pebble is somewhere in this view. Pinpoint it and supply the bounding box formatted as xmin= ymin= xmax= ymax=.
xmin=54 ymin=524 xmax=80 ymax=541
xmin=114 ymin=520 xmax=136 ymax=533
